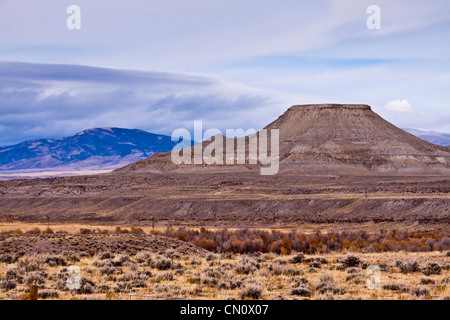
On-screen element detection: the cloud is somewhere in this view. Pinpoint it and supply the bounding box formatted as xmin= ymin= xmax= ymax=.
xmin=384 ymin=99 xmax=413 ymax=112
xmin=1 ymin=0 xmax=449 ymax=71
xmin=0 ymin=62 xmax=289 ymax=146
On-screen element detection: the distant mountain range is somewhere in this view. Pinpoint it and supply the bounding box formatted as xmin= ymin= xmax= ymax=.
xmin=0 ymin=128 xmax=192 ymax=174
xmin=403 ymin=128 xmax=450 ymax=146
xmin=0 ymin=125 xmax=447 ymax=178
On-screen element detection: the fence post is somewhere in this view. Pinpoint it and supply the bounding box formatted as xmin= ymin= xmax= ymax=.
xmin=29 ymin=284 xmax=38 ymax=300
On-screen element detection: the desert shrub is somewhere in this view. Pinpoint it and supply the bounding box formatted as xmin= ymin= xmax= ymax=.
xmin=153 ymin=227 xmax=449 ymax=254
xmin=99 ymin=263 xmax=117 ymax=276
xmin=240 ymin=284 xmax=263 ymax=299
xmin=142 ymin=270 xmax=153 ymax=277
xmin=316 ymin=274 xmax=345 ymax=295
xmin=269 ymin=263 xmax=301 ymax=276
xmin=306 ymin=257 xmax=328 ymax=264
xmin=360 ymin=262 xmax=370 ymax=269
xmin=24 ymin=272 xmax=46 ymax=285
xmin=171 ymin=262 xmax=182 ymax=270
xmin=235 ymin=257 xmax=259 ymax=275
xmin=110 ymin=260 xmax=123 ymax=268
xmin=382 ymin=283 xmax=409 ymax=293
xmin=154 ymin=284 xmax=170 ymax=293
xmin=38 ymin=289 xmax=59 ymax=299
xmin=218 ymin=272 xmax=242 ymax=290
xmin=25 ymin=228 xmax=41 ymax=235
xmin=0 ymin=254 xmax=18 ymax=264
xmin=54 ymin=278 xmax=69 ymax=291
xmin=319 ymin=273 xmax=334 ymax=283
xmin=292 ymin=277 xmax=310 ymax=287
xmin=115 ymin=277 xmax=147 ymax=292
xmin=129 ymin=279 xmax=147 ymax=288
xmin=63 ymin=252 xmax=80 ymax=262
xmin=201 ymin=275 xmax=219 ymax=286
xmin=190 ymin=258 xmax=202 ymax=266
xmin=92 ymin=259 xmax=106 ymax=267
xmin=97 ymin=252 xmax=115 ymax=260
xmin=289 ymin=253 xmax=305 ymax=264
xmin=111 ymin=254 xmax=130 ymax=267
xmin=130 ymin=227 xmax=145 ymax=234
xmin=257 ymin=268 xmax=270 ymax=277
xmin=341 ymin=254 xmax=361 ymax=268
xmin=220 ymin=277 xmax=243 ymax=290
xmin=274 ymin=258 xmax=287 ymax=265
xmin=2 ymin=229 xmax=23 ymax=234
xmin=309 ymin=261 xmax=321 ymax=269
xmin=317 ymin=293 xmax=352 ymax=300
xmin=17 ymin=256 xmax=44 ymax=273
xmin=42 ymin=227 xmax=54 ymax=234
xmin=282 ymin=266 xmax=302 ymax=276
xmin=446 ymin=252 xmax=450 ymax=257
xmin=221 ymin=262 xmax=233 ymax=270
xmin=410 ymin=286 xmax=430 ymax=297
xmin=165 ymin=249 xmax=181 ymax=260
xmin=396 ymin=259 xmax=420 ymax=273
xmin=206 ymin=253 xmax=216 ymax=261
xmin=135 ymin=251 xmax=151 ymax=264
xmin=128 ymin=262 xmax=139 ymax=271
xmin=346 ymin=267 xmax=362 ymax=274
xmin=422 ymin=262 xmax=442 ymax=276
xmin=79 ymin=228 xmax=92 ymax=235
xmin=316 ymin=282 xmax=345 ymax=295
xmin=152 ymin=257 xmax=172 ymax=270
xmin=6 ymin=266 xmax=21 ymax=282
xmin=0 ymin=279 xmax=16 ymax=291
xmin=345 ymin=274 xmax=365 ymax=285
xmin=44 ymin=255 xmax=67 ymax=267
xmin=77 ymin=277 xmax=96 ymax=294
xmin=97 ymin=285 xmax=111 ymax=293
xmin=379 ymin=263 xmax=390 ymax=272
xmin=420 ymin=278 xmax=435 ymax=285
xmin=291 ymin=286 xmax=311 ymax=297
xmin=156 ymin=271 xmax=174 ymax=282
xmin=187 ymin=276 xmax=201 ymax=284
xmin=202 ymin=267 xmax=223 ymax=279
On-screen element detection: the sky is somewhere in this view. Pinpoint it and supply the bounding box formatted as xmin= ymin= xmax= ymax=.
xmin=0 ymin=0 xmax=449 ymax=145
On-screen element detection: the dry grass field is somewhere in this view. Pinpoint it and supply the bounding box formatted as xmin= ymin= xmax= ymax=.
xmin=0 ymin=226 xmax=448 ymax=300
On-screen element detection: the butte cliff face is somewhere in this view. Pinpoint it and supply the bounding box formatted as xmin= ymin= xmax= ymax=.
xmin=121 ymin=104 xmax=450 ymax=173
xmin=267 ymin=104 xmax=450 ymax=172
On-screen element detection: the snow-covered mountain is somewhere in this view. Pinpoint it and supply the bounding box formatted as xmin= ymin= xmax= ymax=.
xmin=0 ymin=127 xmax=192 ymax=172
xmin=403 ymin=128 xmax=450 ymax=146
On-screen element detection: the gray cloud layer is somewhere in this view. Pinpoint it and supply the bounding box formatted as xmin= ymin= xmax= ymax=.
xmin=0 ymin=62 xmax=282 ymax=146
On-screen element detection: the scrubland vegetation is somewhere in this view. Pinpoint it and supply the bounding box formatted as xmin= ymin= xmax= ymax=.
xmin=154 ymin=227 xmax=450 ymax=254
xmin=0 ymin=226 xmax=448 ymax=300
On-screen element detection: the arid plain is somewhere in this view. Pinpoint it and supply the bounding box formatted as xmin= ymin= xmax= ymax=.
xmin=0 ymin=104 xmax=449 ymax=299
